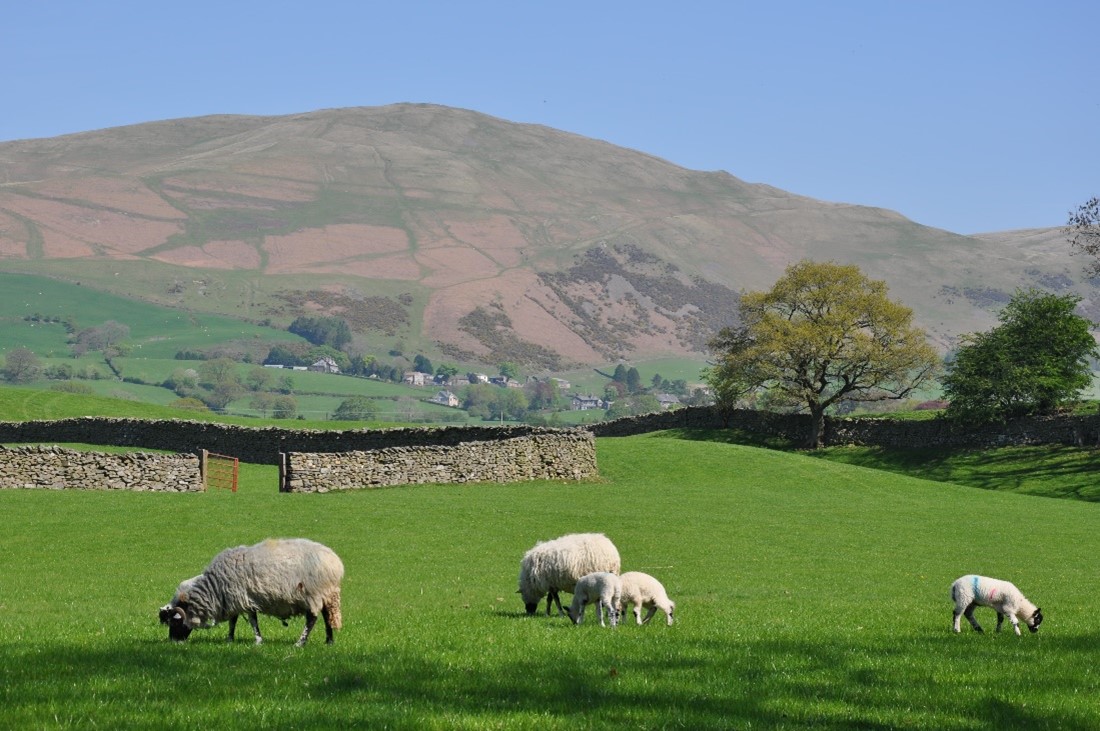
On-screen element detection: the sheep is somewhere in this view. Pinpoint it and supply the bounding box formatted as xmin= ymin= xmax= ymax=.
xmin=565 ymin=571 xmax=622 ymax=627
xmin=158 ymin=538 xmax=344 ymax=646
xmin=617 ymin=571 xmax=676 ymax=626
xmin=950 ymin=574 xmax=1043 ymax=636
xmin=517 ymin=532 xmax=621 ymax=616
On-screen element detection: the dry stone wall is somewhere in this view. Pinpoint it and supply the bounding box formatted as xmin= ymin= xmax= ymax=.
xmin=0 ymin=418 xmax=592 ymax=466
xmin=281 ymin=431 xmax=597 ymax=492
xmin=0 ymin=445 xmax=203 ymax=492
xmin=589 ymin=406 xmax=1100 ymax=448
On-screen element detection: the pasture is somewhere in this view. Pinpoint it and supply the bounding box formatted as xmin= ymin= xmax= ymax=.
xmin=1 ymin=432 xmax=1098 ymax=729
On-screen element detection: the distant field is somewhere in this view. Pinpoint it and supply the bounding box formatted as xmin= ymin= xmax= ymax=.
xmin=0 ymin=272 xmax=307 ymax=362
xmin=0 ymin=433 xmax=1097 ymax=729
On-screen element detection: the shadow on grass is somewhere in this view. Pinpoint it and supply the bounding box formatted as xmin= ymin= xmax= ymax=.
xmin=657 ymin=428 xmax=1100 ymax=502
xmin=3 ymin=631 xmax=1098 ymax=730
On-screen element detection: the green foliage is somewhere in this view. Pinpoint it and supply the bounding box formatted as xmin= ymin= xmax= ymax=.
xmin=169 ymin=397 xmax=211 ymax=413
xmin=413 ymin=354 xmax=434 ymax=374
xmin=288 ymin=315 xmax=352 ymax=350
xmin=332 ymin=395 xmax=380 ymax=421
xmin=605 ymin=393 xmax=661 ymax=419
xmin=272 ymin=394 xmax=298 ymax=419
xmin=1 ymin=436 xmax=1099 ymax=728
xmin=707 ymin=260 xmax=940 ymax=447
xmin=2 ymin=347 xmax=42 ymax=384
xmin=943 ymin=289 xmax=1098 ymax=423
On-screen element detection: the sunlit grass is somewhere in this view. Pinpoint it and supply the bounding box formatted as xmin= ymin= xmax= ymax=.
xmin=2 ymin=434 xmax=1099 ymax=728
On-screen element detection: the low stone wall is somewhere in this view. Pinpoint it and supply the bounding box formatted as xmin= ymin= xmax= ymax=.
xmin=0 ymin=445 xmax=203 ymax=492
xmin=281 ymin=431 xmax=598 ymax=492
xmin=0 ymin=418 xmax=591 ymax=466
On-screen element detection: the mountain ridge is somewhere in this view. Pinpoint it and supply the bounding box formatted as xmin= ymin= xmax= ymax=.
xmin=0 ymin=104 xmax=1093 ymax=370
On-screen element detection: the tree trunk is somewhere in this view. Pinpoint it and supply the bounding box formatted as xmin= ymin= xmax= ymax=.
xmin=807 ymin=405 xmax=827 ymax=449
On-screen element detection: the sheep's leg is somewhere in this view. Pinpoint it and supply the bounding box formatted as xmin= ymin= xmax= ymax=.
xmin=247 ymin=612 xmax=263 ymax=644
xmin=963 ymin=603 xmax=983 ymax=632
xmin=597 ymin=600 xmax=607 ymax=627
xmin=321 ymin=605 xmax=335 ymax=645
xmin=546 ymin=589 xmax=561 ymax=616
xmin=296 ymin=611 xmax=318 ymax=647
xmin=547 ymin=589 xmax=566 ymax=617
xmin=995 ymin=613 xmax=1005 ymax=633
xmin=634 ymin=605 xmax=644 ymax=625
xmin=227 ymin=615 xmax=239 ymax=641
xmin=1008 ymin=615 xmax=1022 ymax=636
xmin=641 ymin=606 xmax=658 ymax=625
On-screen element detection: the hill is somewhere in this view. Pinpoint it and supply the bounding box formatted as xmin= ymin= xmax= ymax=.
xmin=1 ymin=104 xmax=1095 ymax=371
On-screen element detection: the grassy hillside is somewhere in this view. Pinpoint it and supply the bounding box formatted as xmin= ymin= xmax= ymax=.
xmin=0 ymin=433 xmax=1097 ymax=729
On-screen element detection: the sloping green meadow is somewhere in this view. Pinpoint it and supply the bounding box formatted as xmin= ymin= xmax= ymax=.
xmin=1 ymin=433 xmax=1098 ymax=729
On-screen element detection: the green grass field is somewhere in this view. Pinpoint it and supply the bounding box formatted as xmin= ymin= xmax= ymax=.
xmin=2 ymin=428 xmax=1099 ymax=729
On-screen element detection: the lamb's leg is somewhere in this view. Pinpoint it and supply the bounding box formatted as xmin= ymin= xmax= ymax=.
xmin=247 ymin=612 xmax=263 ymax=644
xmin=995 ymin=612 xmax=1005 ymax=633
xmin=634 ymin=605 xmax=643 ymax=625
xmin=321 ymin=606 xmax=335 ymax=644
xmin=227 ymin=615 xmax=239 ymax=641
xmin=1008 ymin=615 xmax=1021 ymax=636
xmin=963 ymin=603 xmax=983 ymax=632
xmin=597 ymin=600 xmax=607 ymax=627
xmin=296 ymin=611 xmax=318 ymax=647
xmin=641 ymin=605 xmax=658 ymax=625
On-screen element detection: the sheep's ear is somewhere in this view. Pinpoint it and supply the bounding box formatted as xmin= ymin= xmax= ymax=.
xmin=177 ymin=591 xmax=189 ymax=603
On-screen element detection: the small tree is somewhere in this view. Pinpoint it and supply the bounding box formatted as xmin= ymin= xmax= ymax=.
xmin=1065 ymin=197 xmax=1100 ymax=277
xmin=332 ymin=396 xmax=380 ymax=421
xmin=943 ymin=289 xmax=1098 ymax=422
xmin=706 ymin=260 xmax=939 ymax=447
xmin=272 ymin=395 xmax=298 ymax=419
xmin=2 ymin=348 xmax=42 ymax=384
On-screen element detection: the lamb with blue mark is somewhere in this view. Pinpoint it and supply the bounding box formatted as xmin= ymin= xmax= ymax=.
xmin=951 ymin=574 xmax=1043 ymax=636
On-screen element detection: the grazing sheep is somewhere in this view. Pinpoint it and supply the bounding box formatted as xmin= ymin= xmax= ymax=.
xmin=518 ymin=532 xmax=620 ymax=616
xmin=158 ymin=538 xmax=344 ymax=646
xmin=951 ymin=574 xmax=1043 ymax=636
xmin=565 ymin=571 xmax=622 ymax=627
xmin=618 ymin=571 xmax=676 ymax=626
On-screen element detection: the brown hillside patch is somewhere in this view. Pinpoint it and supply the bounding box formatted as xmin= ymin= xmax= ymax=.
xmin=416 ymin=246 xmax=500 ymax=288
xmin=423 ymin=271 xmax=601 ymax=365
xmin=294 ymin=256 xmax=422 ymax=281
xmin=29 ymin=177 xmax=185 ymax=219
xmin=152 ymin=240 xmax=262 ymax=270
xmin=1 ymin=197 xmax=179 ymax=255
xmin=263 ymin=224 xmax=411 ymax=272
xmin=0 ymin=209 xmax=30 ymax=257
xmin=445 ymin=215 xmax=526 ymax=267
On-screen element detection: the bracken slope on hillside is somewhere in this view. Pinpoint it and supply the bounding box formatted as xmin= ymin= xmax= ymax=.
xmin=0 ymin=103 xmax=1094 ymax=367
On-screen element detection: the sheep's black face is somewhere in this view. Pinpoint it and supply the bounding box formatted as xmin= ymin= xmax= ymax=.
xmin=1029 ymin=608 xmax=1044 ymax=633
xmin=159 ymin=604 xmax=194 ymax=642
xmin=524 ymin=602 xmax=538 ymax=616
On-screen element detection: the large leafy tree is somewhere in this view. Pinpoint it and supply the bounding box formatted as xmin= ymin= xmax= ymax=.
xmin=943 ymin=289 xmax=1098 ymax=422
xmin=706 ymin=260 xmax=939 ymax=447
xmin=1065 ymin=197 xmax=1100 ymax=277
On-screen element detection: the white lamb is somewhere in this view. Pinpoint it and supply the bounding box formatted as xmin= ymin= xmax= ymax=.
xmin=565 ymin=571 xmax=622 ymax=627
xmin=518 ymin=532 xmax=621 ymax=616
xmin=618 ymin=571 xmax=675 ymax=626
xmin=950 ymin=574 xmax=1043 ymax=636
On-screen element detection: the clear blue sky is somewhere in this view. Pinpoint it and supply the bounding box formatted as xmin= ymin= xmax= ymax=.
xmin=2 ymin=1 xmax=1096 ymax=234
